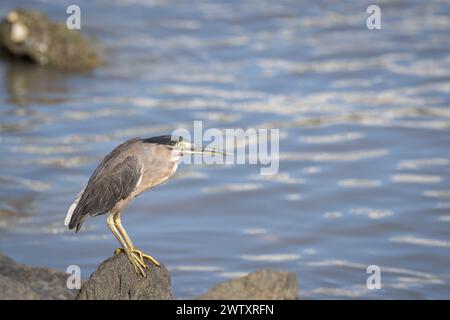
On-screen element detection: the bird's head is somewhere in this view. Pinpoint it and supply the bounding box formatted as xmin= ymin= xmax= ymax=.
xmin=143 ymin=135 xmax=226 ymax=158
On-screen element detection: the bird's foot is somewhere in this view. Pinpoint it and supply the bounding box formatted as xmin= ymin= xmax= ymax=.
xmin=132 ymin=248 xmax=160 ymax=268
xmin=114 ymin=247 xmax=125 ymax=255
xmin=114 ymin=247 xmax=160 ymax=274
xmin=114 ymin=247 xmax=149 ymax=277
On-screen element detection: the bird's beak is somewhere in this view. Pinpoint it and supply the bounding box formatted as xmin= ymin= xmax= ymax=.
xmin=187 ymin=145 xmax=228 ymax=156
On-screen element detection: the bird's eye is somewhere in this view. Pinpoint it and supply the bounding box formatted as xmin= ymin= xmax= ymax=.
xmin=176 ymin=142 xmax=184 ymax=149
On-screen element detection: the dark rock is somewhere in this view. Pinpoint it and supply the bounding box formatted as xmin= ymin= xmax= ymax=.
xmin=0 ymin=252 xmax=14 ymax=266
xmin=0 ymin=274 xmax=40 ymax=299
xmin=0 ymin=252 xmax=77 ymax=300
xmin=198 ymin=269 xmax=298 ymax=300
xmin=0 ymin=9 xmax=101 ymax=71
xmin=76 ymin=253 xmax=173 ymax=300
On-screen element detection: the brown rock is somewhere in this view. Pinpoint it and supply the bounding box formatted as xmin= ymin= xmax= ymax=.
xmin=0 ymin=9 xmax=102 ymax=71
xmin=76 ymin=252 xmax=173 ymax=300
xmin=198 ymin=269 xmax=298 ymax=300
xmin=0 ymin=252 xmax=77 ymax=300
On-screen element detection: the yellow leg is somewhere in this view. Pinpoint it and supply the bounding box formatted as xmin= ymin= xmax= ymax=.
xmin=113 ymin=212 xmax=135 ymax=248
xmin=107 ymin=214 xmax=147 ymax=277
xmin=113 ymin=212 xmax=160 ymax=268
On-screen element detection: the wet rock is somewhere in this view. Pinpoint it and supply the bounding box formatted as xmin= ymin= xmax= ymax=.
xmin=198 ymin=270 xmax=298 ymax=300
xmin=0 ymin=9 xmax=101 ymax=71
xmin=76 ymin=253 xmax=173 ymax=300
xmin=0 ymin=274 xmax=40 ymax=299
xmin=0 ymin=252 xmax=77 ymax=300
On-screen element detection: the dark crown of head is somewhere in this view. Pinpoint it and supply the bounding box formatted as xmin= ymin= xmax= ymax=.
xmin=142 ymin=135 xmax=183 ymax=146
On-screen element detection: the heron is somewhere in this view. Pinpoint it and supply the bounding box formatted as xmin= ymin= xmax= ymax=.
xmin=64 ymin=135 xmax=224 ymax=277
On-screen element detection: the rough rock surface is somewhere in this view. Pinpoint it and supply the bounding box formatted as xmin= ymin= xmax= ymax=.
xmin=198 ymin=269 xmax=298 ymax=300
xmin=0 ymin=9 xmax=101 ymax=71
xmin=76 ymin=252 xmax=173 ymax=300
xmin=0 ymin=252 xmax=77 ymax=300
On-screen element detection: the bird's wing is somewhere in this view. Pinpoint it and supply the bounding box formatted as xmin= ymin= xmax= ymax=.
xmin=64 ymin=185 xmax=86 ymax=226
xmin=68 ymin=155 xmax=142 ymax=231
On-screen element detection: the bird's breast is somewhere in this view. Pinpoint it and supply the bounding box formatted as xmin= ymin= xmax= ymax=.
xmin=133 ymin=160 xmax=179 ymax=197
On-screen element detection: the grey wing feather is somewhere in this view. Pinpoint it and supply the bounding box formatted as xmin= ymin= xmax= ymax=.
xmin=68 ymin=154 xmax=142 ymax=232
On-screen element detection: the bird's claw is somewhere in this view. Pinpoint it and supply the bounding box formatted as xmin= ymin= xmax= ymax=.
xmin=126 ymin=249 xmax=148 ymax=277
xmin=114 ymin=247 xmax=160 ymax=277
xmin=132 ymin=249 xmax=161 ymax=268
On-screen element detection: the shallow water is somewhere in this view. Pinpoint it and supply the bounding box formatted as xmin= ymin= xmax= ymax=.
xmin=1 ymin=0 xmax=450 ymax=299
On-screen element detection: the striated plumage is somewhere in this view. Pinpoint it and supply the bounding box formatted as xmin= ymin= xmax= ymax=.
xmin=65 ymin=136 xmax=179 ymax=232
xmin=64 ymin=134 xmax=222 ymax=277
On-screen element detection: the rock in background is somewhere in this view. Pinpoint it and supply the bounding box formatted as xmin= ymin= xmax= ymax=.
xmin=198 ymin=270 xmax=298 ymax=300
xmin=76 ymin=253 xmax=173 ymax=300
xmin=1 ymin=251 xmax=297 ymax=300
xmin=0 ymin=252 xmax=77 ymax=300
xmin=0 ymin=9 xmax=101 ymax=71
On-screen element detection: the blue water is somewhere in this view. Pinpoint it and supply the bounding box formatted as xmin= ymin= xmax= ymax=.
xmin=1 ymin=0 xmax=450 ymax=299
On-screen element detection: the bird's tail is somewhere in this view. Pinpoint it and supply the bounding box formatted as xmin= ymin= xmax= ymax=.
xmin=65 ymin=187 xmax=85 ymax=231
